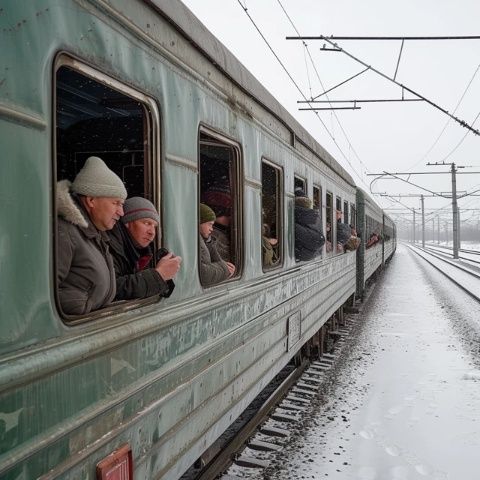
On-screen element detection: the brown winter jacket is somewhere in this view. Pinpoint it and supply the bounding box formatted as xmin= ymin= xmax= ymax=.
xmin=199 ymin=234 xmax=230 ymax=286
xmin=56 ymin=180 xmax=116 ymax=316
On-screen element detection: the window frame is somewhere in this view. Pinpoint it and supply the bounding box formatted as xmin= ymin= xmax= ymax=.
xmin=325 ymin=191 xmax=333 ymax=256
xmin=350 ymin=203 xmax=356 ymax=230
xmin=294 ymin=175 xmax=307 ymax=196
xmin=198 ymin=125 xmax=244 ymax=286
xmin=261 ymin=158 xmax=284 ymax=272
xmin=335 ymin=196 xmax=342 ymax=253
xmin=53 ymin=53 xmax=161 ymax=325
xmin=343 ymin=200 xmax=349 ymax=225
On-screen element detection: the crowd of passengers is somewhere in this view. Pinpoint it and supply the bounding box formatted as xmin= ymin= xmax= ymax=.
xmin=57 ymin=157 xmax=361 ymax=316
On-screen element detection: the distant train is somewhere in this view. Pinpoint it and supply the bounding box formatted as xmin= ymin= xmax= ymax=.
xmin=0 ymin=1 xmax=396 ymax=479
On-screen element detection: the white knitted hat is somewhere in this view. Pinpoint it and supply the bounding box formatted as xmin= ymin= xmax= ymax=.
xmin=71 ymin=156 xmax=127 ymax=199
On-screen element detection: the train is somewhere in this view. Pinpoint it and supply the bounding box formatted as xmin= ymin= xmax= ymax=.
xmin=0 ymin=1 xmax=396 ymax=479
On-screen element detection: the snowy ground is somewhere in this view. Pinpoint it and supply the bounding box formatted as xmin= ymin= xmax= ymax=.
xmin=258 ymin=243 xmax=480 ymax=480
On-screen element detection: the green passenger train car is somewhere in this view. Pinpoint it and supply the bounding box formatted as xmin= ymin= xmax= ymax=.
xmin=0 ymin=1 xmax=395 ymax=478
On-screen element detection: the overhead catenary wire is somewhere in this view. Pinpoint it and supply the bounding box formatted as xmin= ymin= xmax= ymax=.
xmin=296 ymin=35 xmax=480 ymax=41
xmin=286 ymin=35 xmax=480 ymax=136
xmin=235 ymin=0 xmax=369 ymax=187
xmin=406 ymin=63 xmax=480 ymax=170
xmin=274 ymin=0 xmax=372 ymax=183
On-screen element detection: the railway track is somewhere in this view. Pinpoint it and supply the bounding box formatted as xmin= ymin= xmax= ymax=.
xmin=408 ymin=244 xmax=480 ymax=302
xmin=422 ymin=243 xmax=480 ymax=266
xmin=182 ymin=310 xmax=362 ymax=480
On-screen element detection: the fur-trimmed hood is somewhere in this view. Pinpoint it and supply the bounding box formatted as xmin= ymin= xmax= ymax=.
xmin=57 ymin=180 xmax=88 ymax=228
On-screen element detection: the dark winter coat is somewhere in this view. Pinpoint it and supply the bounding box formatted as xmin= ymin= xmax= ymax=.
xmin=199 ymin=234 xmax=230 ymax=286
xmin=108 ymin=223 xmax=174 ymax=301
xmin=56 ymin=180 xmax=116 ymax=315
xmin=294 ymin=206 xmax=325 ymax=261
xmin=337 ymin=221 xmax=352 ymax=245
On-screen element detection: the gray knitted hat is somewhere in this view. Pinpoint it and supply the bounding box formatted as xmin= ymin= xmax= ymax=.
xmin=71 ymin=156 xmax=127 ymax=199
xmin=121 ymin=197 xmax=160 ymax=224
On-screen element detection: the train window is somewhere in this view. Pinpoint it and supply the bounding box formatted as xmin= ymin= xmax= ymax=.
xmin=313 ymin=185 xmax=322 ymax=211
xmin=262 ymin=161 xmax=283 ymax=270
xmin=326 ymin=192 xmax=333 ymax=254
xmin=56 ymin=65 xmax=154 ymax=197
xmin=199 ymin=129 xmax=242 ymax=286
xmin=343 ymin=201 xmax=349 ymax=225
xmin=365 ymin=216 xmax=382 ymax=249
xmin=335 ymin=197 xmax=342 ymax=253
xmin=350 ymin=204 xmax=356 ymax=230
xmin=336 ymin=197 xmax=342 ymax=212
xmin=294 ymin=176 xmax=307 ymax=195
xmin=55 ymin=59 xmax=158 ymax=320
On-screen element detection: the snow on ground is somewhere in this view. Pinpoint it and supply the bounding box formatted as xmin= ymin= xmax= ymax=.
xmin=262 ymin=244 xmax=480 ymax=480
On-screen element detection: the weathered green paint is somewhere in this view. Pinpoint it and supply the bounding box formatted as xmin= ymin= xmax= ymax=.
xmin=0 ymin=1 xmax=374 ymax=479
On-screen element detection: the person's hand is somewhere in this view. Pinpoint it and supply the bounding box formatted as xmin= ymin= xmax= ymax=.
xmin=155 ymin=252 xmax=182 ymax=280
xmin=225 ymin=261 xmax=236 ymax=277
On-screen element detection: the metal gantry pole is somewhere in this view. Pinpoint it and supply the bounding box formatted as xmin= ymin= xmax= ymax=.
xmin=451 ymin=163 xmax=459 ymax=258
xmin=412 ymin=209 xmax=416 ymax=244
xmin=437 ymin=215 xmax=440 ymax=244
xmin=421 ymin=195 xmax=425 ymax=248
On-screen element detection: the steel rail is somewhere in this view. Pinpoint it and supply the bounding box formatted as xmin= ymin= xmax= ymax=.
xmin=422 ymin=244 xmax=480 ymax=265
xmin=195 ymin=359 xmax=309 ymax=480
xmin=408 ymin=245 xmax=480 ymax=302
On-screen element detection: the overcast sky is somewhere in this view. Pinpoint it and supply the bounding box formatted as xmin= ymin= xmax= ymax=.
xmin=181 ymin=0 xmax=480 ymax=234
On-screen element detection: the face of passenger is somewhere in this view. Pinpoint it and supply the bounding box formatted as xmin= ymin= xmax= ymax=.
xmin=125 ymin=218 xmax=158 ymax=248
xmin=84 ymin=196 xmax=124 ymax=231
xmin=336 ymin=210 xmax=342 ymax=221
xmin=199 ymin=221 xmax=214 ymax=239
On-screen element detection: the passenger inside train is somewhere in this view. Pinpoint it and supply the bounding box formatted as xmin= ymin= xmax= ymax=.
xmin=199 ymin=131 xmax=240 ymax=276
xmin=366 ymin=232 xmax=381 ymax=249
xmin=198 ymin=203 xmax=236 ymax=286
xmin=336 ymin=209 xmax=361 ymax=252
xmin=262 ymin=162 xmax=282 ymax=269
xmin=107 ymin=197 xmax=181 ymax=301
xmin=202 ymin=188 xmax=232 ymax=262
xmin=294 ymin=189 xmax=325 ymax=261
xmin=56 ymin=156 xmax=127 ymax=316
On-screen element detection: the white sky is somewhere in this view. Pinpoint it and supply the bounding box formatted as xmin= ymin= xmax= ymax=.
xmin=181 ymin=0 xmax=480 ymax=235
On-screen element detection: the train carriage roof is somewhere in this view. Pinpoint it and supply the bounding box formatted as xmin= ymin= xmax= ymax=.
xmin=146 ymin=0 xmax=356 ymax=187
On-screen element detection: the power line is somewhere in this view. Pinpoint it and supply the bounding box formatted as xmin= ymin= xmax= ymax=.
xmin=235 ymin=0 xmax=368 ymax=186
xmin=286 ymin=35 xmax=480 ymax=135
xmin=299 ymin=35 xmax=480 ymax=41
xmin=274 ymin=0 xmax=371 ymax=183
xmin=406 ymin=63 xmax=480 ymax=170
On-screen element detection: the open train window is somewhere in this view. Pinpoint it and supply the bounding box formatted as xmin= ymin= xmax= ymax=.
xmin=343 ymin=201 xmax=349 ymax=225
xmin=365 ymin=216 xmax=382 ymax=249
xmin=335 ymin=196 xmax=342 ymax=253
xmin=294 ymin=176 xmax=307 ymax=196
xmin=54 ymin=57 xmax=159 ymax=321
xmin=350 ymin=203 xmax=356 ymax=230
xmin=199 ymin=129 xmax=242 ymax=286
xmin=262 ymin=161 xmax=283 ymax=270
xmin=313 ymin=185 xmax=322 ymax=211
xmin=326 ymin=192 xmax=333 ymax=254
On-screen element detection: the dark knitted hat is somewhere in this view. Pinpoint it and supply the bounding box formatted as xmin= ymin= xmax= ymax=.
xmin=199 ymin=203 xmax=216 ymax=224
xmin=202 ymin=190 xmax=231 ymax=216
xmin=121 ymin=197 xmax=160 ymax=224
